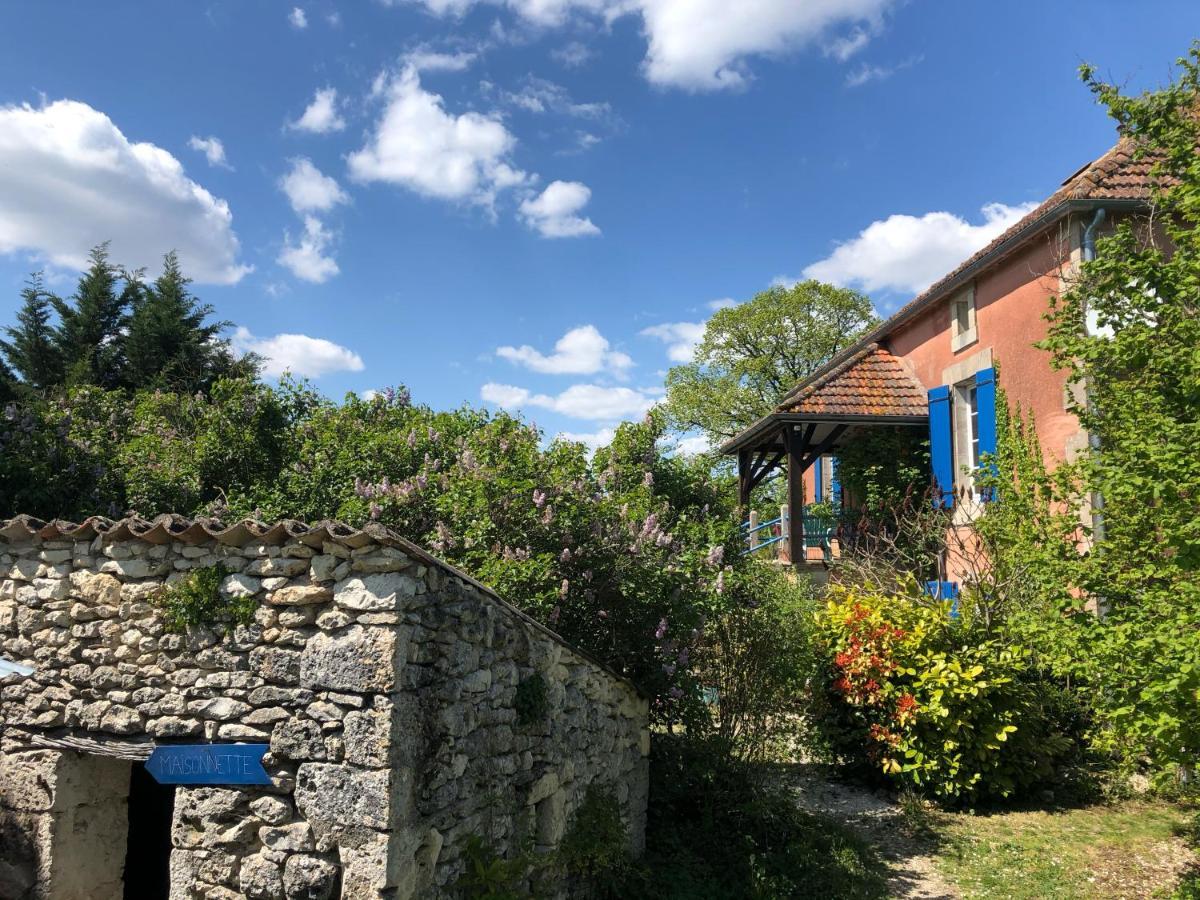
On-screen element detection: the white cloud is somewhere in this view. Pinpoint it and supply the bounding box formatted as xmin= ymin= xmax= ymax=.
xmin=803 ymin=201 xmax=1040 ymax=295
xmin=348 ymin=66 xmax=528 ymax=208
xmin=0 ymin=99 xmax=250 ymax=285
xmin=403 ymin=46 xmax=478 ymax=72
xmin=845 ymin=54 xmax=922 ymax=87
xmin=635 ymin=0 xmax=894 ymax=90
xmin=400 ymin=0 xmax=895 ymax=90
xmin=289 ymin=7 xmax=308 ymax=28
xmin=825 ymin=27 xmax=871 ymax=61
xmin=555 ymin=426 xmax=616 ymax=451
xmin=519 ymin=181 xmax=600 ymax=238
xmin=481 ymin=381 xmax=656 ymax=420
xmin=673 ymin=434 xmax=711 ymax=456
xmin=639 ymin=321 xmax=705 ymax=363
xmin=707 ymin=298 xmax=737 ymax=310
xmin=845 ymin=63 xmax=890 ymax=87
xmin=497 ymin=324 xmax=631 ymax=376
xmin=500 ymin=77 xmax=612 ymax=119
xmin=233 ymin=327 xmax=364 ymax=378
xmin=279 ymin=157 xmax=348 ymax=214
xmin=290 ymin=87 xmax=346 ymax=134
xmin=188 ymin=135 xmax=231 ymax=169
xmin=277 ymin=216 xmax=339 ymax=283
xmin=552 ymin=41 xmax=594 ymax=67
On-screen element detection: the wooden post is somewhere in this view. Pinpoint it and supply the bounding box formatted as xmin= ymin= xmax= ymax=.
xmin=779 ymin=504 xmax=789 ymax=562
xmin=737 ymin=449 xmax=750 ymax=511
xmin=748 ymin=510 xmax=760 ymax=553
xmin=785 ymin=428 xmax=805 ymax=569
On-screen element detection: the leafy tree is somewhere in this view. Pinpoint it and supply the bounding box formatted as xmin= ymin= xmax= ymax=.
xmin=1034 ymin=46 xmax=1200 ymax=776
xmin=662 ymin=281 xmax=878 ymax=442
xmin=0 ymin=273 xmax=64 ymax=393
xmin=122 ymin=251 xmax=254 ymax=393
xmin=52 ymin=244 xmax=130 ymax=389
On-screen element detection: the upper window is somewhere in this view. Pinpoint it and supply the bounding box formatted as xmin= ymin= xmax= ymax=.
xmin=950 ymin=285 xmax=977 ymax=352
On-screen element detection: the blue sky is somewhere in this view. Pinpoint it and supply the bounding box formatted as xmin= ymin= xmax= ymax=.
xmin=0 ymin=1 xmax=1196 ymax=448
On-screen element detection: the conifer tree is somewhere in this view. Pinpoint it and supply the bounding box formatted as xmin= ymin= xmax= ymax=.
xmin=52 ymin=243 xmax=128 ymax=389
xmin=122 ymin=251 xmax=250 ymax=393
xmin=0 ymin=272 xmax=64 ymax=393
xmin=0 ymin=357 xmax=16 ymax=404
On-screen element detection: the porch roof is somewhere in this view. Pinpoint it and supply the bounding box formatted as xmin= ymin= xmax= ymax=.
xmin=719 ymin=343 xmax=928 ymax=455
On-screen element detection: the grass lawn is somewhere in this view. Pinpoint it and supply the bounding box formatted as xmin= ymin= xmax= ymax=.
xmin=929 ymin=800 xmax=1198 ymax=899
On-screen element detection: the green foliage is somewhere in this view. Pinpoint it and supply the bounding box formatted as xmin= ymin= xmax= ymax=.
xmin=626 ymin=734 xmax=889 ymax=899
xmin=557 ymin=786 xmax=632 ymax=888
xmin=810 ymin=582 xmax=1078 ymax=803
xmin=456 ymin=835 xmax=540 ymax=900
xmin=1023 ymin=45 xmax=1200 ymax=778
xmin=834 ymin=426 xmax=929 ymax=514
xmin=692 ymin=564 xmax=816 ymax=760
xmin=0 ymin=244 xmax=251 ymax=398
xmin=118 ymin=377 xmax=301 ymax=515
xmin=121 ymin=251 xmax=252 ymax=394
xmin=0 ymin=382 xmax=744 ymax=716
xmin=50 ymin=244 xmax=129 ymax=389
xmin=514 ymin=673 xmax=549 ymax=728
xmin=0 ymin=272 xmax=64 ymax=395
xmin=154 ymin=564 xmax=252 ymax=632
xmin=662 ymin=281 xmax=878 ymax=443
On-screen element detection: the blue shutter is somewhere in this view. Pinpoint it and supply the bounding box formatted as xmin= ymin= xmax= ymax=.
xmin=975 ymin=367 xmax=998 ymax=501
xmin=830 ymin=457 xmax=841 ymax=508
xmin=813 ymin=456 xmax=823 ymax=502
xmin=928 ymin=385 xmax=954 ymax=508
xmin=923 ymin=580 xmax=961 ymax=619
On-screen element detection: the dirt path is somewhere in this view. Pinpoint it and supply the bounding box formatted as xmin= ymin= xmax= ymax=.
xmin=784 ymin=765 xmax=960 ymax=900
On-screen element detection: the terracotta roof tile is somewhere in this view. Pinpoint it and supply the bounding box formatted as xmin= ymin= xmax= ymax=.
xmin=777 ymin=343 xmax=927 ymax=418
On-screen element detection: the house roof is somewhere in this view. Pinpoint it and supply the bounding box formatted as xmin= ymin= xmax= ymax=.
xmin=722 ymin=134 xmax=1158 ymax=457
xmin=778 ymin=343 xmax=928 ymax=418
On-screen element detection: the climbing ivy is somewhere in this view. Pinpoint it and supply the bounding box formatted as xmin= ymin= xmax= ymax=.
xmin=154 ymin=564 xmax=253 ymax=632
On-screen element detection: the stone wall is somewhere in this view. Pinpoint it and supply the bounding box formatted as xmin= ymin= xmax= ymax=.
xmin=0 ymin=516 xmax=649 ymax=899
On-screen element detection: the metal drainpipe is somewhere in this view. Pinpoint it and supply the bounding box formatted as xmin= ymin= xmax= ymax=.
xmin=1081 ymin=207 xmax=1107 ymax=549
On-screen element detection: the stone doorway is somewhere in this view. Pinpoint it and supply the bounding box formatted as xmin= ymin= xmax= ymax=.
xmin=122 ymin=762 xmax=174 ymax=900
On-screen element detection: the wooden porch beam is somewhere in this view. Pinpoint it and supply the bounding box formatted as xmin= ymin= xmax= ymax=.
xmin=737 ymin=449 xmax=750 ymax=510
xmin=784 ymin=426 xmax=809 ymax=567
xmin=747 ymin=449 xmax=785 ymax=493
xmin=799 ymin=424 xmax=849 ymax=470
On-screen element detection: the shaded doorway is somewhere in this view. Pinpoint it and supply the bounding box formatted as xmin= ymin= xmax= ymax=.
xmin=123 ymin=762 xmax=175 ymax=900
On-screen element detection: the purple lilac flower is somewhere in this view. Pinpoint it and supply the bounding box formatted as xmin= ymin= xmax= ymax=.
xmin=655 ymin=618 xmax=668 ymax=641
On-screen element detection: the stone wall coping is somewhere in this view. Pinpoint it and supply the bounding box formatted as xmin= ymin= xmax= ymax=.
xmin=0 ymin=514 xmax=645 ymax=699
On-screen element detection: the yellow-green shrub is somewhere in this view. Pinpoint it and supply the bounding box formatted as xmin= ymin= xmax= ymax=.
xmin=810 ymin=581 xmax=1072 ymax=802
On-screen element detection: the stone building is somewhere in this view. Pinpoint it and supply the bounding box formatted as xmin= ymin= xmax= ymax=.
xmin=0 ymin=515 xmax=650 ymax=899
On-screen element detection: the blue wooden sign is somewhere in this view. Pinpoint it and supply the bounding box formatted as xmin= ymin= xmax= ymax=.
xmin=146 ymin=744 xmax=271 ymax=786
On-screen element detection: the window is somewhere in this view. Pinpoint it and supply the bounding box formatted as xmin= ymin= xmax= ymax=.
xmin=967 ymin=384 xmax=980 ymax=469
xmin=952 ymin=378 xmax=979 ymax=484
xmin=949 ymin=285 xmax=977 ymax=352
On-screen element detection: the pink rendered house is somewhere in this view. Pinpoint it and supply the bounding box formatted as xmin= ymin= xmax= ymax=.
xmin=722 ymin=136 xmax=1155 ymax=583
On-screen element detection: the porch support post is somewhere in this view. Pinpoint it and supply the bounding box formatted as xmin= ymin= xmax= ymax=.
xmin=785 ymin=426 xmax=808 ymax=568
xmin=737 ymin=449 xmax=751 ymax=511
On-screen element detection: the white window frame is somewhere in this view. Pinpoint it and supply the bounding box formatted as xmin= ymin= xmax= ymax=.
xmin=950 ymin=284 xmax=978 ymax=352
xmin=952 ymin=377 xmax=983 ymax=522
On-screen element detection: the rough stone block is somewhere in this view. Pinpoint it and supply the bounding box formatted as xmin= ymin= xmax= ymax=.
xmin=299 ymin=625 xmax=404 ymax=693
